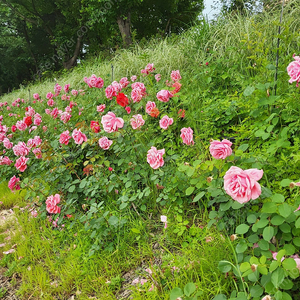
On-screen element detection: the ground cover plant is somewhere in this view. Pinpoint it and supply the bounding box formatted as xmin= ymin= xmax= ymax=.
xmin=0 ymin=1 xmax=300 ymax=299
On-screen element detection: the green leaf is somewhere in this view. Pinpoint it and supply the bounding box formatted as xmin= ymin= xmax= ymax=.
xmin=266 ymin=64 xmax=276 ymax=70
xmin=258 ymin=240 xmax=270 ymax=250
xmin=218 ymin=261 xmax=232 ymax=273
xmin=79 ymin=179 xmax=87 ymax=189
xmin=244 ymin=86 xmax=255 ymax=96
xmin=282 ymin=258 xmax=297 ymax=270
xmin=186 ymin=186 xmax=195 ymax=196
xmin=276 ymin=250 xmax=286 ymax=263
xmin=271 ymin=215 xmax=285 ymax=226
xmin=256 ymin=218 xmax=269 ymax=228
xmin=269 ymin=260 xmax=279 ymax=272
xmin=271 ymin=193 xmax=285 ymax=203
xmin=278 ymin=203 xmax=292 ymax=218
xmin=248 ymin=234 xmax=259 ymax=243
xmin=247 ymin=214 xmax=257 ymax=223
xmin=293 ymin=237 xmax=300 ymax=247
xmin=238 ymin=144 xmax=249 ymax=152
xmin=279 ymin=223 xmax=291 ymax=233
xmin=258 ymin=266 xmax=268 ymax=275
xmin=283 ymin=244 xmax=295 ymax=256
xmin=260 ymin=256 xmax=267 ymax=264
xmin=274 ymin=291 xmax=283 ymax=300
xmin=68 ymin=185 xmax=75 ymax=192
xmin=261 ymin=202 xmax=277 ymax=213
xmin=170 ymin=287 xmax=183 ymax=300
xmin=295 ymin=217 xmax=300 ymax=229
xmin=240 ymin=262 xmax=251 ymax=272
xmin=131 ymin=228 xmax=140 ymax=234
xmin=280 ymin=179 xmax=292 ymax=187
xmin=184 ymin=283 xmax=196 ymax=297
xmin=271 ymin=267 xmax=285 ymax=288
xmin=212 ymin=295 xmax=227 ymax=300
xmin=263 ymin=226 xmax=274 ymax=241
xmin=108 ymin=216 xmax=118 ymax=226
xmin=281 ymin=292 xmax=292 ymax=300
xmin=236 ymin=240 xmax=248 ymax=253
xmin=119 ymin=202 xmax=128 ymax=210
xmin=279 ymin=279 xmax=293 ymax=290
xmin=236 ymin=224 xmax=250 ymax=235
xmin=250 ymin=285 xmax=263 ymax=297
xmin=192 ymin=191 xmax=205 ymax=202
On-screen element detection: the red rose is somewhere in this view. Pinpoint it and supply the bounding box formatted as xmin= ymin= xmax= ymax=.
xmin=11 ymin=125 xmax=17 ymax=132
xmin=90 ymin=121 xmax=101 ymax=133
xmin=24 ymin=116 xmax=32 ymax=126
xmin=116 ymin=93 xmax=129 ymax=107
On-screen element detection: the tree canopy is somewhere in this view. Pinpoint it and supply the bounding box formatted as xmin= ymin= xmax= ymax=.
xmin=0 ymin=0 xmax=204 ymax=94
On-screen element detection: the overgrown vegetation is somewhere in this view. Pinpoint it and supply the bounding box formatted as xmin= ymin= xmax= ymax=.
xmin=0 ymin=1 xmax=300 ymax=299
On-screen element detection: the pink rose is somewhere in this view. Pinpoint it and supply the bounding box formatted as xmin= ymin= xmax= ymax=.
xmin=16 ymin=121 xmax=27 ymax=131
xmin=15 ymin=156 xmax=29 ymax=172
xmin=209 ymin=139 xmax=232 ymax=159
xmin=155 ymin=74 xmax=161 ymax=82
xmin=47 ymin=99 xmax=55 ymax=107
xmin=130 ymin=114 xmax=145 ymax=129
xmin=120 ymin=77 xmax=130 ymax=88
xmin=33 ymin=93 xmax=39 ymax=100
xmin=0 ymin=156 xmax=13 ymax=165
xmin=8 ymin=176 xmax=21 ymax=192
xmin=180 ymin=127 xmax=194 ymax=145
xmin=99 ymin=137 xmax=113 ymax=150
xmin=131 ymin=75 xmax=137 ymax=82
xmin=60 ymin=131 xmax=71 ymax=145
xmin=224 ymin=166 xmax=263 ymax=204
xmin=46 ymin=92 xmax=54 ymax=99
xmin=105 ymin=85 xmax=115 ymax=100
xmin=159 ymin=115 xmax=173 ymax=130
xmin=46 ymin=194 xmax=61 ymax=214
xmin=72 ymin=129 xmax=87 ymax=145
xmin=141 ymin=63 xmax=155 ymax=75
xmin=101 ymin=112 xmax=124 ymax=133
xmin=145 ymin=101 xmax=156 ymax=114
xmin=50 ymin=107 xmax=59 ymax=119
xmin=0 ymin=133 xmax=5 ymax=143
xmin=147 ymin=147 xmax=165 ymax=169
xmin=32 ymin=148 xmax=42 ymax=159
xmin=131 ymin=89 xmax=144 ymax=103
xmin=3 ymin=138 xmax=13 ymax=149
xmin=34 ymin=114 xmax=42 ymax=126
xmin=60 ymin=112 xmax=71 ymax=123
xmin=64 ymin=84 xmax=70 ymax=93
xmin=287 ymin=55 xmax=300 ymax=87
xmin=13 ymin=142 xmax=30 ymax=156
xmin=54 ymin=84 xmax=62 ymax=94
xmin=291 ymin=254 xmax=300 ymax=271
xmin=97 ymin=104 xmax=106 ymax=113
xmin=125 ymin=106 xmax=131 ymax=114
xmin=171 ymin=70 xmax=181 ymax=82
xmin=156 ymin=90 xmax=173 ymax=102
xmin=71 ymin=89 xmax=78 ymax=96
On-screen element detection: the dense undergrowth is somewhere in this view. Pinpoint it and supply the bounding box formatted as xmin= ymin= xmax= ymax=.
xmin=0 ymin=1 xmax=300 ymax=299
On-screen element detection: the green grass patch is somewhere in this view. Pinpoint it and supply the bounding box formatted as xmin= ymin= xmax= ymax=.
xmin=0 ymin=210 xmax=235 ymax=300
xmin=0 ymin=182 xmax=27 ymax=209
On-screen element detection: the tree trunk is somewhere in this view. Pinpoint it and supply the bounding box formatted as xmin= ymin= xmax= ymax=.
xmin=22 ymin=21 xmax=39 ymax=76
xmin=117 ymin=12 xmax=132 ymax=47
xmin=62 ymin=36 xmax=82 ymax=70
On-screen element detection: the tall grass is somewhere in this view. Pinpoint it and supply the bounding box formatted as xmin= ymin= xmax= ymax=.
xmin=1 ymin=0 xmax=299 ymax=104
